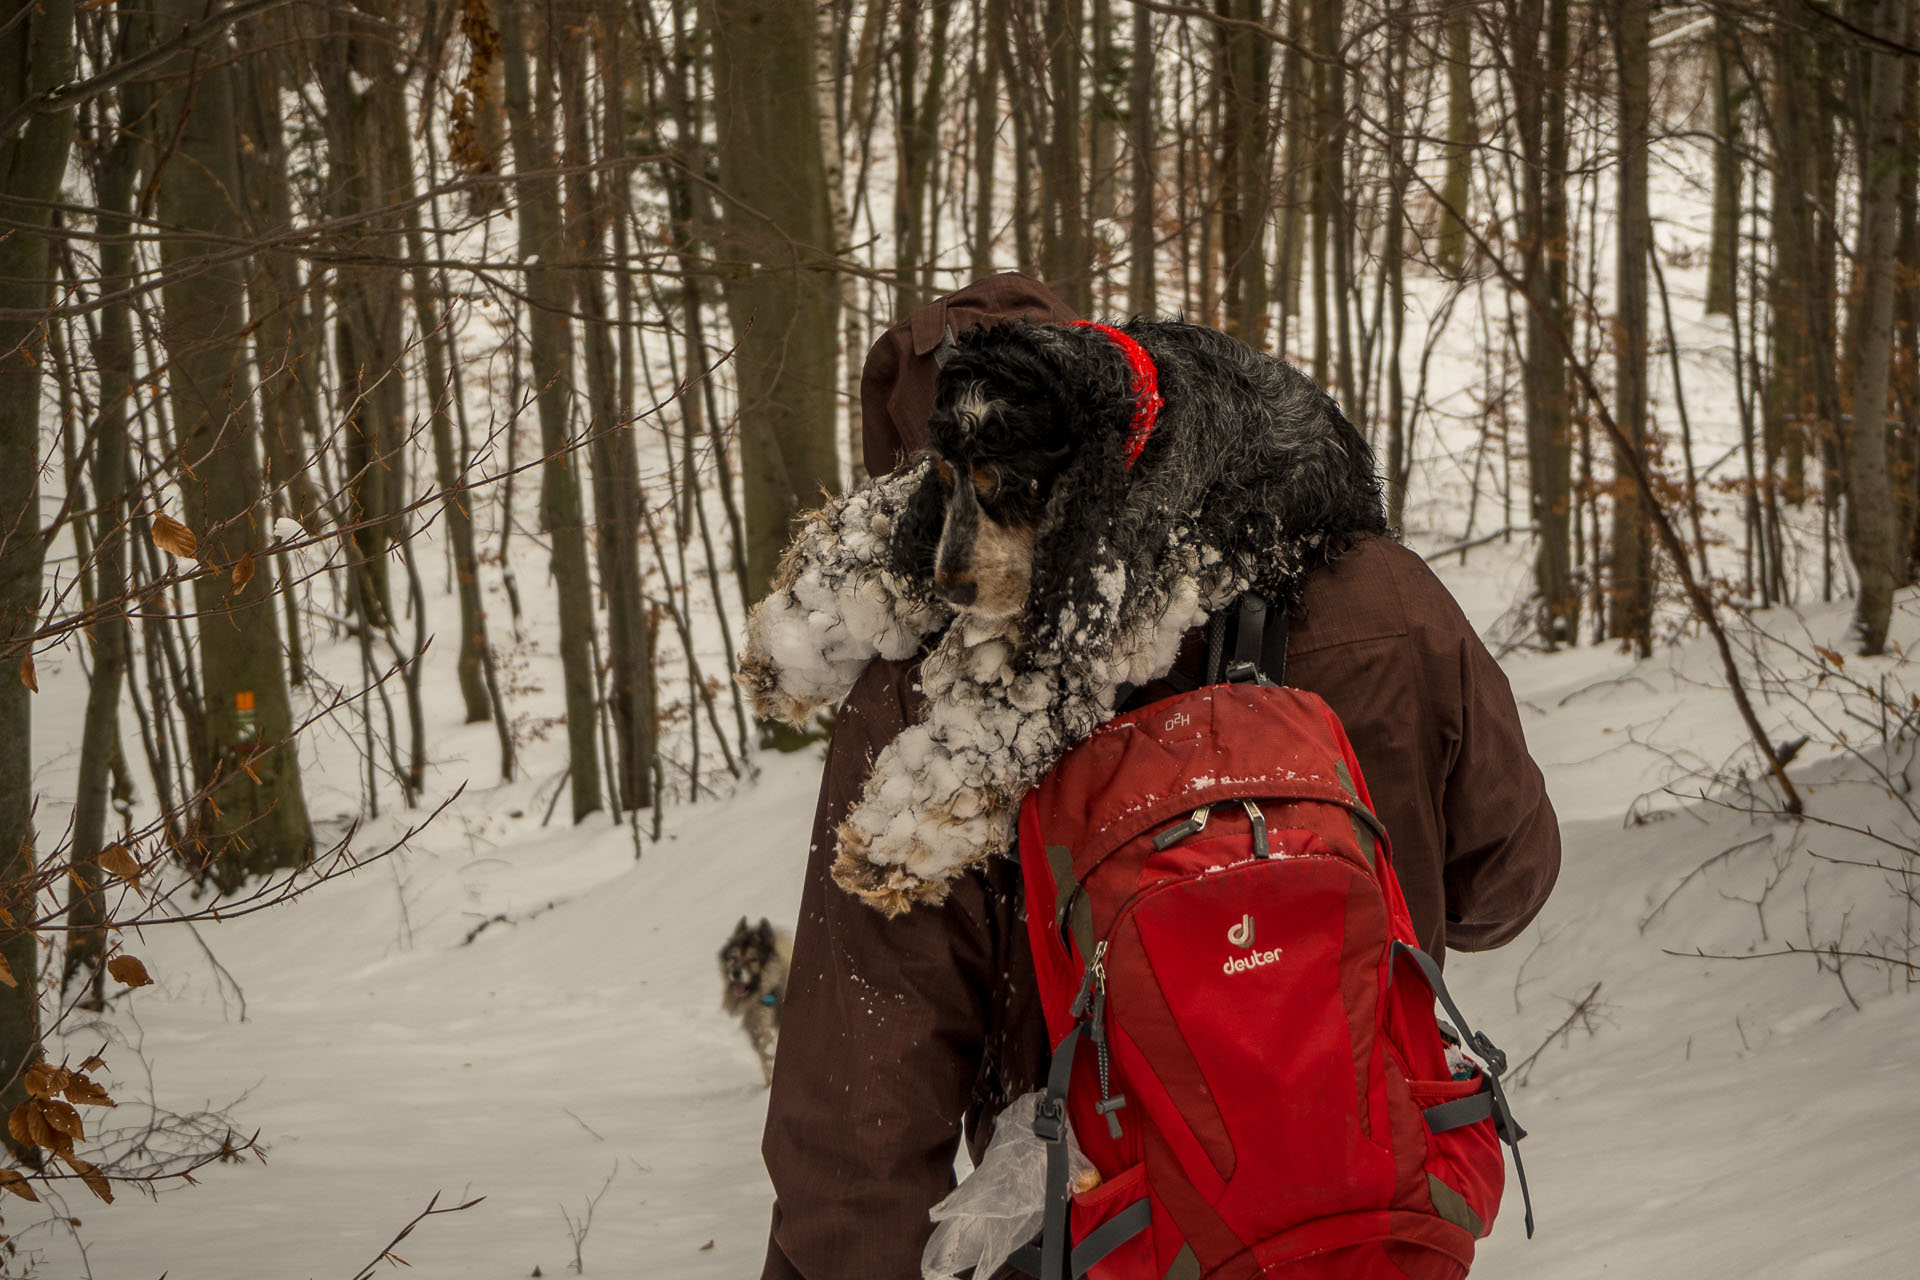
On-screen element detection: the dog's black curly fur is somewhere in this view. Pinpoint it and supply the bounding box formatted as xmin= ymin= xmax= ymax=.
xmin=890 ymin=319 xmax=1387 ymax=665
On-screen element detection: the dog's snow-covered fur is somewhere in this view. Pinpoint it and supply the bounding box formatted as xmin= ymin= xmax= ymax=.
xmin=740 ymin=320 xmax=1385 ymax=915
xmin=718 ymin=917 xmax=792 ymax=1085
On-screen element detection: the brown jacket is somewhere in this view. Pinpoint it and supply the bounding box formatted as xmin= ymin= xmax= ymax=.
xmin=761 ymin=279 xmax=1561 ymax=1280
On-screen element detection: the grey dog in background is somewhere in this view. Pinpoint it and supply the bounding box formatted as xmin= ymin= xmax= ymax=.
xmin=718 ymin=917 xmax=792 ymax=1085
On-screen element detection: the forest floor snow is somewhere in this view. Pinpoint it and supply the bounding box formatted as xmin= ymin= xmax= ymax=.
xmin=24 ymin=533 xmax=1920 ymax=1279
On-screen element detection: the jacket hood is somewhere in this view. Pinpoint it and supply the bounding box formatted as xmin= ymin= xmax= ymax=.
xmin=860 ymin=272 xmax=1078 ymax=478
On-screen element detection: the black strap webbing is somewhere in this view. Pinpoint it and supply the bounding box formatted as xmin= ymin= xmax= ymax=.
xmin=1202 ymin=612 xmax=1229 ymax=685
xmin=1034 ymin=1023 xmax=1084 ymax=1280
xmin=1263 ymin=605 xmax=1290 ymax=686
xmin=1231 ymin=593 xmax=1268 ymax=672
xmin=1219 ymin=592 xmax=1288 ymax=686
xmin=1008 ymin=1199 xmax=1152 ymax=1279
xmin=1389 ymin=943 xmax=1535 ymax=1238
xmin=1423 ymin=1089 xmax=1497 ymax=1135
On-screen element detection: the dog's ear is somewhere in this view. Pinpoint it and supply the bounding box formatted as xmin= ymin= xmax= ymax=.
xmin=755 ymin=918 xmax=774 ymax=943
xmin=1023 ymin=435 xmax=1132 ymax=655
xmin=885 ymin=455 xmax=945 ymax=588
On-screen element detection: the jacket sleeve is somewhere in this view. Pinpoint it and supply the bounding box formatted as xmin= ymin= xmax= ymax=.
xmin=762 ymin=658 xmax=997 ymax=1280
xmin=1438 ymin=625 xmax=1562 ymax=951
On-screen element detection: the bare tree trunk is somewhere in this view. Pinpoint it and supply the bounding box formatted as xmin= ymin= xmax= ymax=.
xmin=973 ymin=0 xmax=1005 ymax=282
xmin=563 ymin=13 xmax=656 ymax=809
xmin=1765 ymin=13 xmax=1840 ymax=510
xmin=1316 ymin=0 xmax=1355 ymax=408
xmin=1608 ymin=0 xmax=1653 ymax=657
xmin=402 ymin=101 xmax=494 ymax=726
xmin=0 ymin=0 xmax=74 ymax=1141
xmin=1383 ymin=7 xmax=1410 ymax=528
xmin=1005 ymin=12 xmax=1039 ymax=275
xmin=151 ymin=0 xmax=314 ymax=884
xmin=68 ymin=14 xmax=145 ymax=1006
xmin=1843 ymin=0 xmax=1909 ymax=654
xmin=240 ymin=26 xmax=324 ymax=530
xmin=499 ymin=0 xmax=603 ymax=819
xmin=818 ymin=0 xmax=866 ymax=485
xmin=1218 ymin=0 xmax=1272 ymax=345
xmin=1705 ymin=13 xmax=1741 ymax=318
xmin=1436 ymin=1 xmax=1474 ymax=274
xmin=1041 ymin=0 xmax=1091 ymax=312
xmin=1127 ymin=0 xmax=1156 ymax=316
xmin=318 ymin=2 xmax=408 ymax=624
xmin=708 ymin=0 xmax=843 ymax=605
xmin=1512 ymin=0 xmax=1577 ymax=644
xmin=1272 ymin=2 xmax=1306 ymax=352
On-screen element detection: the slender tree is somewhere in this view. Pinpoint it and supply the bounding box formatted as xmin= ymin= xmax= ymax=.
xmin=150 ymin=1 xmax=314 ymax=883
xmin=499 ymin=0 xmax=604 ymax=818
xmin=1218 ymin=0 xmax=1272 ymax=345
xmin=1842 ymin=0 xmax=1910 ymax=654
xmin=0 ymin=0 xmax=76 ymax=1147
xmin=1607 ymin=0 xmax=1653 ymax=656
xmin=707 ymin=0 xmax=843 ymax=601
xmin=1436 ymin=1 xmax=1475 ymax=274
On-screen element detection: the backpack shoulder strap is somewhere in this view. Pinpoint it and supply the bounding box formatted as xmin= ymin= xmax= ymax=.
xmin=1219 ymin=593 xmax=1289 ymax=686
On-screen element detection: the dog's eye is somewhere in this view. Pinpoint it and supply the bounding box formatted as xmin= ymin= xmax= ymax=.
xmin=971 ymin=466 xmax=1001 ymax=500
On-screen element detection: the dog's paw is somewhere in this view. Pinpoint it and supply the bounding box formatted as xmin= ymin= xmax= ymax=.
xmin=735 ymin=648 xmax=823 ymax=727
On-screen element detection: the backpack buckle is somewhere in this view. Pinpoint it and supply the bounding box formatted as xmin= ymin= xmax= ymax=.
xmin=1469 ymin=1030 xmax=1508 ymax=1078
xmin=1032 ymin=1097 xmax=1067 ymax=1143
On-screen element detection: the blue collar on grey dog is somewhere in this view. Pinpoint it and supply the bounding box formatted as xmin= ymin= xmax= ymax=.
xmin=759 ymin=993 xmax=779 ymax=1006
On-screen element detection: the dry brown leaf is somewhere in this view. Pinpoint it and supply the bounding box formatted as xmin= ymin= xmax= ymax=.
xmin=1814 ymin=644 xmax=1846 ymax=668
xmin=62 ymin=1075 xmax=114 ymax=1109
xmin=23 ymin=1063 xmax=64 ymax=1101
xmin=18 ymin=655 xmax=35 ymax=694
xmin=698 ymin=1241 xmax=714 ymax=1252
xmin=232 ymin=551 xmax=255 ymax=593
xmin=97 ymin=844 xmax=141 ymax=882
xmin=0 ymin=1170 xmax=36 ymax=1203
xmin=79 ymin=1055 xmax=105 ymax=1073
xmin=60 ymin=1153 xmax=112 ymax=1204
xmin=0 ymin=953 xmax=15 ymax=990
xmin=40 ymin=1100 xmax=82 ymax=1145
xmin=106 ymin=955 xmax=152 ymax=988
xmin=151 ymin=514 xmax=197 ymax=560
xmin=6 ymin=1104 xmax=31 ymax=1151
xmin=23 ymin=1103 xmax=54 ymax=1152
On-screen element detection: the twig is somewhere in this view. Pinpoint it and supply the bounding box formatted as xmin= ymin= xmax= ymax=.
xmin=1420 ymin=524 xmax=1535 ymax=562
xmin=1639 ymin=834 xmax=1774 ymax=933
xmin=1663 ymin=943 xmax=1920 ymax=976
xmin=1505 ymin=983 xmax=1604 ymax=1087
xmin=347 ymin=1192 xmax=486 ymax=1280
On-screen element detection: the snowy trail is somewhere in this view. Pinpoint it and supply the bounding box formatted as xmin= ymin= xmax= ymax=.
xmin=28 ymin=538 xmax=1920 ymax=1278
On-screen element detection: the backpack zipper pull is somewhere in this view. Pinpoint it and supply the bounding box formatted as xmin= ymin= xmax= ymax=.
xmin=1152 ymin=804 xmax=1212 ymax=851
xmin=1086 ymin=942 xmax=1128 ymax=1138
xmin=1068 ymin=940 xmax=1104 ymax=1019
xmin=1241 ymin=799 xmax=1269 ymax=858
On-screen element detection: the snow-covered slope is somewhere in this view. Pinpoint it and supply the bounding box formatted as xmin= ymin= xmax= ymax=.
xmin=16 ymin=532 xmax=1914 ymax=1278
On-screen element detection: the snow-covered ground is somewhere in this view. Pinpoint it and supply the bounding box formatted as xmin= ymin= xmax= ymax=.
xmin=14 ymin=524 xmax=1918 ymax=1279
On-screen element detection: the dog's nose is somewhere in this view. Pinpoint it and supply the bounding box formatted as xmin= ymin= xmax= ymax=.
xmin=935 ymin=573 xmax=976 ymax=607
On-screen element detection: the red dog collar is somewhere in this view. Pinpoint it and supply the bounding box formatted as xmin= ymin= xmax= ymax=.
xmin=1070 ymin=320 xmax=1164 ymax=469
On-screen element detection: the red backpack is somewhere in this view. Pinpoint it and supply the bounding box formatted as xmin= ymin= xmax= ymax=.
xmin=1011 ymin=598 xmax=1530 ymax=1280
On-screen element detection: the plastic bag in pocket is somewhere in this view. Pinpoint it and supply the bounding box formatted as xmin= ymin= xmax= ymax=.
xmin=923 ymin=1092 xmax=1095 ymax=1280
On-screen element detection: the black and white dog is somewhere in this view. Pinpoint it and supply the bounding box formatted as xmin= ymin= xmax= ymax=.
xmin=740 ymin=319 xmax=1384 ymax=914
xmin=718 ymin=917 xmax=791 ymax=1085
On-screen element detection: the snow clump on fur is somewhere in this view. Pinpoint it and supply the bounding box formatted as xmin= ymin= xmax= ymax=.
xmin=738 ymin=460 xmax=951 ymax=726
